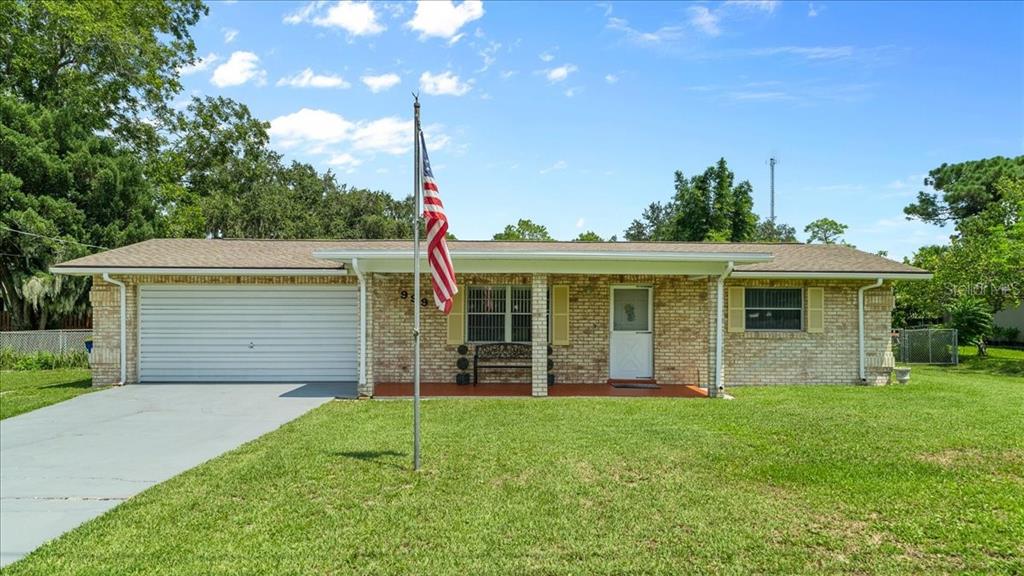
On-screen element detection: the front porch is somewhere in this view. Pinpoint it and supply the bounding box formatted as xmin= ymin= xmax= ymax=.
xmin=374 ymin=381 xmax=708 ymax=398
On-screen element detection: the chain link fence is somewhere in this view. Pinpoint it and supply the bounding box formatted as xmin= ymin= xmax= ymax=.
xmin=893 ymin=328 xmax=958 ymax=365
xmin=0 ymin=329 xmax=92 ymax=355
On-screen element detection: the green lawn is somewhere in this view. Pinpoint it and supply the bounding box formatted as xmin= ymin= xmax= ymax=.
xmin=4 ymin=352 xmax=1022 ymax=575
xmin=0 ymin=369 xmax=96 ymax=420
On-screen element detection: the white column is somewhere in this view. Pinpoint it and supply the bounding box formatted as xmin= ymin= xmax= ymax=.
xmin=531 ymin=274 xmax=549 ymax=397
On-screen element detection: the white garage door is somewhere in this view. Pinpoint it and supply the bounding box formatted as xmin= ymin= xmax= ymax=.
xmin=139 ymin=284 xmax=357 ymax=383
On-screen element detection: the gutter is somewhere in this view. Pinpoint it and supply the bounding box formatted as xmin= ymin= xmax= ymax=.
xmin=858 ymin=278 xmax=885 ymax=382
xmin=51 ymin=267 xmax=347 ymax=277
xmin=713 ymin=261 xmax=735 ymax=398
xmin=731 ymin=271 xmax=931 ymax=280
xmin=351 ymin=258 xmax=367 ymax=392
xmin=101 ymin=273 xmax=127 ymax=386
xmin=313 ymin=249 xmax=773 ymax=264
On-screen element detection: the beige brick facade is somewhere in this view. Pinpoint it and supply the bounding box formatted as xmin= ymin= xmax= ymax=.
xmin=86 ymin=271 xmax=894 ymax=392
xmin=720 ymin=279 xmax=894 ymax=386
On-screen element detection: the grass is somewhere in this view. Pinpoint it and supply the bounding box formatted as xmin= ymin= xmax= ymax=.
xmin=0 ymin=369 xmax=96 ymax=420
xmin=4 ymin=352 xmax=1023 ymax=575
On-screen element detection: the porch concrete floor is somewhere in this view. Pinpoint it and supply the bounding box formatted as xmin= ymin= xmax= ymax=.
xmin=374 ymin=382 xmax=708 ymax=398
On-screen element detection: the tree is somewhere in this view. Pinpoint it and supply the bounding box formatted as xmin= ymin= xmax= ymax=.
xmin=752 ymin=218 xmax=798 ymax=242
xmin=730 ymin=181 xmax=757 ymax=241
xmin=1 ymin=0 xmax=206 ymax=154
xmin=904 ymin=156 xmax=1024 ymax=226
xmin=624 ymin=201 xmax=672 ymax=241
xmin=804 ymin=218 xmax=849 ymax=244
xmin=493 ymin=219 xmax=553 ymax=241
xmin=574 ymin=231 xmax=604 ymax=242
xmin=948 ymin=296 xmax=993 ymax=356
xmin=626 ymin=160 xmax=758 ymax=242
xmin=895 ymin=163 xmax=1024 ymax=324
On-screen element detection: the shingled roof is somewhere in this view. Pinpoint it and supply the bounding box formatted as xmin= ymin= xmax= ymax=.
xmin=51 ymin=238 xmax=928 ymax=276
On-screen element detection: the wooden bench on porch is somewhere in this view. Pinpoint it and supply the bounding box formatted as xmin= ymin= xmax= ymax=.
xmin=473 ymin=343 xmax=531 ymax=385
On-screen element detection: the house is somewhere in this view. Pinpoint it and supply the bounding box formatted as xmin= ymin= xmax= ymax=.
xmin=51 ymin=239 xmax=931 ymax=397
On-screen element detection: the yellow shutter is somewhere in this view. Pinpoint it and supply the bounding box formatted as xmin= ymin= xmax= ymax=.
xmin=551 ymin=285 xmax=570 ymax=345
xmin=807 ymin=287 xmax=824 ymax=333
xmin=447 ymin=287 xmax=465 ymax=345
xmin=727 ymin=286 xmax=745 ymax=333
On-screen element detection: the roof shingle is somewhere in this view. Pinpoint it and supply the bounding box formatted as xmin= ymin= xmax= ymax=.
xmin=51 ymin=238 xmax=928 ymax=275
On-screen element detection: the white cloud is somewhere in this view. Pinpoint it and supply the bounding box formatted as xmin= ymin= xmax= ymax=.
xmin=688 ymin=6 xmax=721 ymax=36
xmin=539 ymin=51 xmax=555 ymax=62
xmin=540 ymin=160 xmax=568 ymax=174
xmin=327 ymin=152 xmax=362 ymax=171
xmin=285 ymin=1 xmax=385 ymax=36
xmin=269 ymin=108 xmax=451 ymax=164
xmin=277 ymin=68 xmax=351 ymax=88
xmin=605 ymin=73 xmax=619 ymax=84
xmin=406 ymin=0 xmax=484 ymax=40
xmin=545 ymin=64 xmax=578 ymax=83
xmin=606 ymin=17 xmax=685 ymax=46
xmin=179 ymin=52 xmax=219 ymax=76
xmin=477 ymin=41 xmax=501 ymax=72
xmin=268 ymin=108 xmax=355 ymax=149
xmin=210 ymin=51 xmax=266 ymax=87
xmin=361 ymin=72 xmax=401 ymax=92
xmin=419 ymin=70 xmax=472 ymax=96
xmin=748 ymin=46 xmax=854 ymax=60
xmin=350 ymin=117 xmax=411 ymax=154
xmin=726 ymin=0 xmax=779 ymax=13
xmin=222 ymin=28 xmax=239 ymax=43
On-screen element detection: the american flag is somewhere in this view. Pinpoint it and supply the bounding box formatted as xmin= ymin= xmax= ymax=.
xmin=420 ymin=131 xmax=457 ymax=314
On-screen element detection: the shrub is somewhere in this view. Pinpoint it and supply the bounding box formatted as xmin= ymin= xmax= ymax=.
xmin=947 ymin=296 xmax=994 ymax=356
xmin=0 ymin=348 xmax=90 ymax=371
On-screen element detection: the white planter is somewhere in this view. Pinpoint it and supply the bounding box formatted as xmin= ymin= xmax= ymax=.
xmin=894 ymin=367 xmax=911 ymax=384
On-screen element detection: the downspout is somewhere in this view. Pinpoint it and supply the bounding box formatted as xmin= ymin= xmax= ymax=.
xmin=858 ymin=278 xmax=884 ymax=382
xmin=713 ymin=261 xmax=735 ymax=398
xmin=102 ymin=273 xmax=126 ymax=386
xmin=351 ymin=258 xmax=367 ymax=391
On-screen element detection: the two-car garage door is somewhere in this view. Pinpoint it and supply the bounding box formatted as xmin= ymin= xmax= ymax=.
xmin=139 ymin=284 xmax=357 ymax=383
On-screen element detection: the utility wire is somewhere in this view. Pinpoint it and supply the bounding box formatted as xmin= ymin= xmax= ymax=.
xmin=0 ymin=225 xmax=109 ymax=250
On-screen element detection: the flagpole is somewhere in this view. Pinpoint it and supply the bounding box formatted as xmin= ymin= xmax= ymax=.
xmin=412 ymin=95 xmax=422 ymax=471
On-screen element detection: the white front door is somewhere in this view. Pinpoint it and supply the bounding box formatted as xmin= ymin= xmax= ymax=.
xmin=609 ymin=286 xmax=653 ymax=379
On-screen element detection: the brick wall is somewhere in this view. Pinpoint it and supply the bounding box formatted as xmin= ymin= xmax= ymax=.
xmin=721 ymin=279 xmax=894 ymax=386
xmin=88 ymin=274 xmax=357 ymax=386
xmin=87 ymin=271 xmax=894 ymax=391
xmin=370 ymin=273 xmax=711 ymax=388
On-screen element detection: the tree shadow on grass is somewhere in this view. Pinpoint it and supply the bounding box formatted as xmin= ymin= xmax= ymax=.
xmin=956 ymin=356 xmax=1024 ymax=378
xmin=332 ymin=450 xmax=407 ymax=470
xmin=41 ymin=378 xmax=93 ymax=390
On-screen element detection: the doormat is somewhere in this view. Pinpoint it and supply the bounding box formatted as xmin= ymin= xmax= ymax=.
xmin=610 ymin=383 xmax=660 ymax=389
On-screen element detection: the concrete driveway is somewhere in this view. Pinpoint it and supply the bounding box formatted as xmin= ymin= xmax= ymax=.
xmin=0 ymin=382 xmax=354 ymax=567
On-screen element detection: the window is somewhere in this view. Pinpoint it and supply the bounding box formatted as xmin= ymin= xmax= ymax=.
xmin=467 ymin=286 xmax=532 ymax=342
xmin=745 ymin=288 xmax=802 ymax=331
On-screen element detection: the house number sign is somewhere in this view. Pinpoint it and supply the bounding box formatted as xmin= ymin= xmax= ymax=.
xmin=400 ymin=289 xmax=429 ymax=307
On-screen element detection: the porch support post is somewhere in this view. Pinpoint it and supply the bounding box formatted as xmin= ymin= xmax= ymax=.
xmin=712 ymin=261 xmax=734 ymax=398
xmin=531 ymin=274 xmax=549 ymax=397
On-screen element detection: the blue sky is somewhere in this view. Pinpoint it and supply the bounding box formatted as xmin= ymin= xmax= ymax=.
xmin=179 ymin=0 xmax=1023 ymax=259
